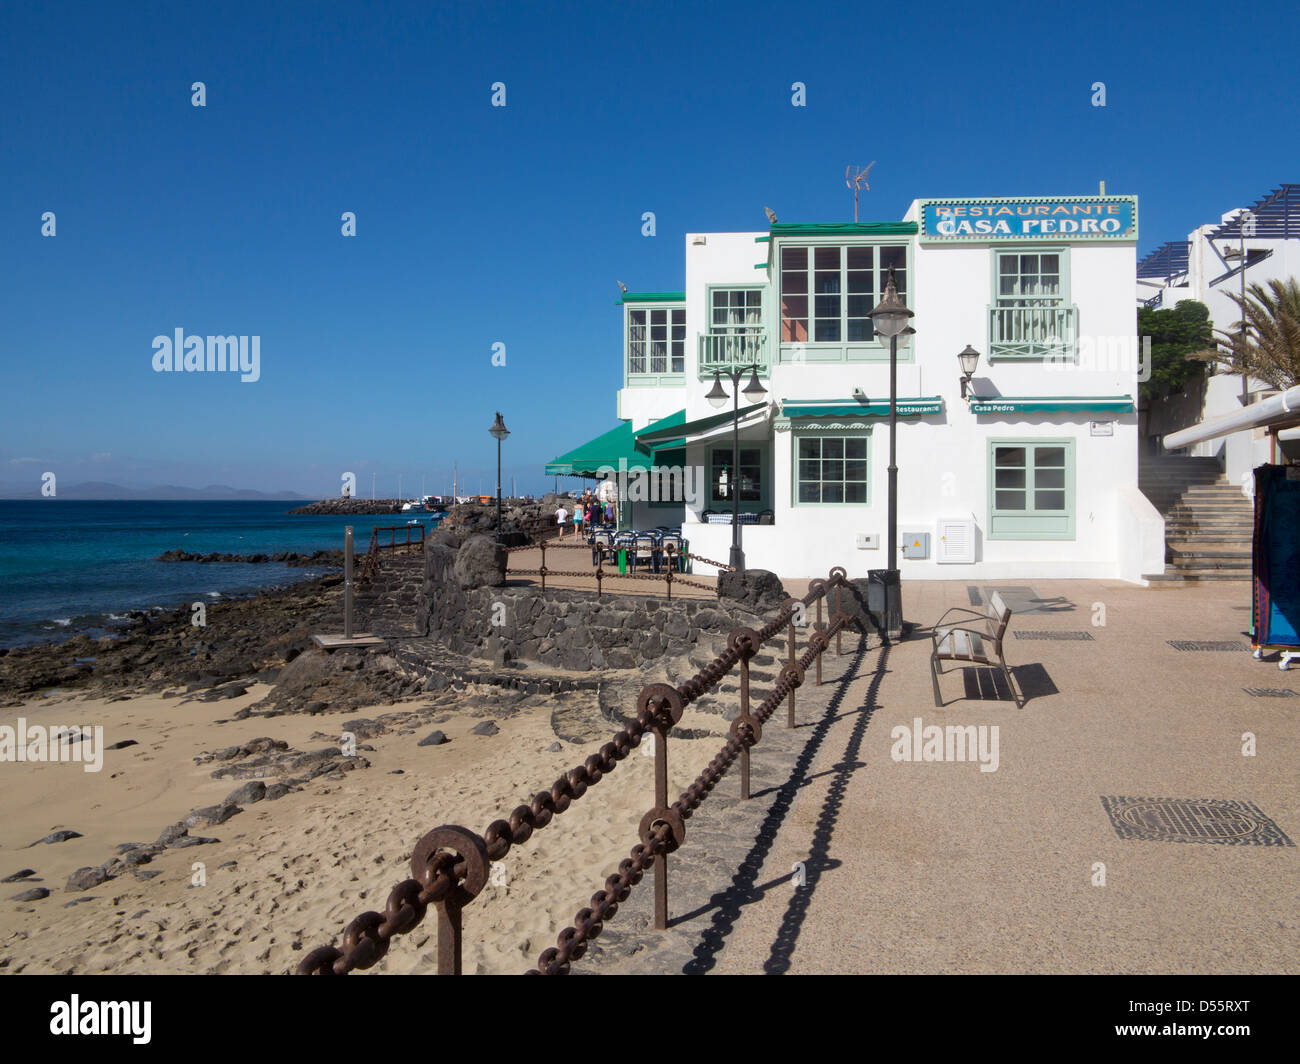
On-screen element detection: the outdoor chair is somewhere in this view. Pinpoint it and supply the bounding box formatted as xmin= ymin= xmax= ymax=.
xmin=633 ymin=533 xmax=659 ymax=573
xmin=590 ymin=530 xmax=614 ymax=566
xmin=929 ymin=591 xmax=1024 ymax=708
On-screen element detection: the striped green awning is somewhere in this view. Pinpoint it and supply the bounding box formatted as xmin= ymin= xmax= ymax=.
xmin=969 ymin=395 xmax=1134 ymax=414
xmin=782 ymin=397 xmax=945 ymax=418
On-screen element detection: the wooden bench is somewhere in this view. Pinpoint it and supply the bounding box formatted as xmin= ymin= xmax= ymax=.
xmin=930 ymin=591 xmax=1024 ymax=708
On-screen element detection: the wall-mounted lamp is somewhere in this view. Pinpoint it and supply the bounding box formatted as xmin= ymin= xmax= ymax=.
xmin=958 ymin=345 xmax=981 ymax=399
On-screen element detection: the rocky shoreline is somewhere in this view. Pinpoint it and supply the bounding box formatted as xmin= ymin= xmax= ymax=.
xmin=0 ymin=573 xmax=350 ymax=701
xmin=155 ymin=548 xmax=345 ymax=566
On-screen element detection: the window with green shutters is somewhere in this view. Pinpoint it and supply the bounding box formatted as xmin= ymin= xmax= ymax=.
xmin=794 ymin=434 xmax=870 ymax=505
xmin=988 ymin=439 xmax=1075 ymax=539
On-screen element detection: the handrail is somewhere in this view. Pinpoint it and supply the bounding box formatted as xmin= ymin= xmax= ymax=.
xmin=296 ymin=566 xmax=862 ymax=975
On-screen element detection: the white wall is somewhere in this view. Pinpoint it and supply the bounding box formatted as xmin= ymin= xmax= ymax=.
xmin=616 ymin=213 xmax=1146 ymax=582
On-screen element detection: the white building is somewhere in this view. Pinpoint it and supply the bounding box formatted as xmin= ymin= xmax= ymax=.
xmin=548 ymin=195 xmax=1161 ymax=582
xmin=1137 ymin=183 xmax=1300 ymax=485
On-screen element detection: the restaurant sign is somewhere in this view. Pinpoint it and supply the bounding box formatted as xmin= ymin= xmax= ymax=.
xmin=919 ymin=196 xmax=1137 ymax=241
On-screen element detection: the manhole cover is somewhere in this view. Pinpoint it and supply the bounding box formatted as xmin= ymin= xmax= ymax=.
xmin=1166 ymin=640 xmax=1249 ymax=652
xmin=1014 ymin=630 xmax=1094 ymax=641
xmin=1100 ymin=796 xmax=1293 ymax=846
xmin=1243 ymin=688 xmax=1299 ymax=698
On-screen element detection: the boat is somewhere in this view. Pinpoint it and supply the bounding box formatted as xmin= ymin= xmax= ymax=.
xmin=401 ymin=495 xmax=442 ymax=513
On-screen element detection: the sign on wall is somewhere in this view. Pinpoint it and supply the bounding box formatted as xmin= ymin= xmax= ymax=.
xmin=919 ymin=196 xmax=1137 ymax=241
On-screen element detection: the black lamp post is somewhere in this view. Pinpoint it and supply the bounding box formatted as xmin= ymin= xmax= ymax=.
xmin=867 ymin=269 xmax=913 ymax=640
xmin=706 ymin=364 xmax=767 ymax=573
xmin=489 ymin=412 xmax=510 ymax=540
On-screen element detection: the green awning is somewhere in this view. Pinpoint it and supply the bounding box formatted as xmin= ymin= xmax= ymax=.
xmin=969 ymin=395 xmax=1135 ymax=414
xmin=633 ymin=409 xmax=687 ymax=452
xmin=782 ymin=396 xmax=945 ymax=418
xmin=544 ymin=421 xmax=643 ymax=476
xmin=634 ymin=403 xmax=769 ymax=454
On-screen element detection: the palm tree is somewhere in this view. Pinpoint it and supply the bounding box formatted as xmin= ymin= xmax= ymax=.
xmin=1191 ymin=277 xmax=1300 ymax=391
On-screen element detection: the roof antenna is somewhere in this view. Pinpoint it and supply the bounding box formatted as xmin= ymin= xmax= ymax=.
xmin=846 ymin=163 xmax=876 ymax=222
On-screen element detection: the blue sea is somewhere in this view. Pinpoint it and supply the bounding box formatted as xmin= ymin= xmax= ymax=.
xmin=0 ymin=501 xmax=439 ymax=647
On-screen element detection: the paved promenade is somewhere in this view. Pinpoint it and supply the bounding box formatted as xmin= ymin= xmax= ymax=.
xmin=579 ymin=578 xmax=1298 ymax=975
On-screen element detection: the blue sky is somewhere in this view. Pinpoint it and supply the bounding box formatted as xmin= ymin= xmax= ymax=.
xmin=2 ymin=0 xmax=1297 ymax=497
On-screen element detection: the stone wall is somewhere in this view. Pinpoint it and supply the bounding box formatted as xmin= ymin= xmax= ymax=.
xmin=415 ymin=534 xmax=776 ymax=672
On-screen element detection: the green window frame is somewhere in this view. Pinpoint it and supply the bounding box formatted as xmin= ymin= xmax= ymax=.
xmin=710 ymin=288 xmax=763 ymax=333
xmin=780 ymin=243 xmax=908 ymax=344
xmin=792 ymin=432 xmax=871 ymax=506
xmin=988 ymin=246 xmax=1076 ymax=362
xmin=627 ymin=304 xmax=686 ymax=384
xmin=987 ymin=438 xmax=1075 ymax=539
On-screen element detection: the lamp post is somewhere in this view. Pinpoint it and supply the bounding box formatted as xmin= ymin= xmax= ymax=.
xmin=867 ymin=269 xmax=914 ymax=640
xmin=489 ymin=412 xmax=510 ymax=540
xmin=706 ymin=364 xmax=767 ymax=573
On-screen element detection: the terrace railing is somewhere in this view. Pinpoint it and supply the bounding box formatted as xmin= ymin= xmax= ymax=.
xmin=987 ymin=303 xmax=1077 ymax=360
xmin=505 ymin=536 xmax=730 ymax=599
xmin=698 ymin=331 xmax=769 ymax=376
xmin=296 ymin=566 xmax=863 ymax=975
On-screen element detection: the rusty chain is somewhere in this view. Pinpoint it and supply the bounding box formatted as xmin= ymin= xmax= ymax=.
xmin=531 ymin=600 xmax=853 ymax=974
xmin=297 ymin=568 xmax=855 ymax=975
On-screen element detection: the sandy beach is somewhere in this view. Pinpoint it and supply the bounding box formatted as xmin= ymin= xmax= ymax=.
xmin=0 ymin=673 xmax=737 ymax=975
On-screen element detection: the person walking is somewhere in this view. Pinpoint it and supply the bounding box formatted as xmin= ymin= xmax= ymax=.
xmin=555 ymin=502 xmax=568 ymax=538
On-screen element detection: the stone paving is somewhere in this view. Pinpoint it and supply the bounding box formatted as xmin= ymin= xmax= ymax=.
xmin=577 ymin=578 xmax=1299 ymax=975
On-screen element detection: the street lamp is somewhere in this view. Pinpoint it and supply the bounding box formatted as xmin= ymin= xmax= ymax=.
xmin=706 ymin=364 xmax=767 ymax=573
xmin=867 ymin=268 xmax=914 ymax=640
xmin=958 ymin=345 xmax=981 ymax=398
xmin=488 ymin=412 xmax=510 ymax=540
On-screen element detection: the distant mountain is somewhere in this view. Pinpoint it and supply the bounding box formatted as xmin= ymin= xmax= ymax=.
xmin=0 ymin=481 xmax=313 ymax=500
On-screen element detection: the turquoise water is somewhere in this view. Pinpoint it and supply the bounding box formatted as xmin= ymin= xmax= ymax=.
xmin=0 ymin=501 xmax=438 ymax=647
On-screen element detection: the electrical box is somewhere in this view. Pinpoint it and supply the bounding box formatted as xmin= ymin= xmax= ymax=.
xmin=856 ymin=533 xmax=879 ymax=549
xmin=937 ymin=518 xmax=976 ymax=564
xmin=901 ymin=531 xmax=930 ymax=559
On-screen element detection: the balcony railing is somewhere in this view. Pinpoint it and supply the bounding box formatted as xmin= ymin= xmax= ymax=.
xmin=698 ymin=331 xmax=769 ymax=376
xmin=988 ymin=303 xmax=1077 ymax=360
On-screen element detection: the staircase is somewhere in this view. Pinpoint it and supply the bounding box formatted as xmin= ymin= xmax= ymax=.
xmin=1140 ymin=456 xmax=1253 ymax=582
xmin=354 ymin=549 xmax=425 ymax=635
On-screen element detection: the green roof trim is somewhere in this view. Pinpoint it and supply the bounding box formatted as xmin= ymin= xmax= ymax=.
xmin=783 ymin=397 xmax=945 ymax=418
xmin=969 ymin=395 xmax=1135 ymax=414
xmin=768 ymin=222 xmax=919 ymax=237
xmin=754 ymin=235 xmax=771 ymax=243
xmin=616 ymin=291 xmax=685 ymax=306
